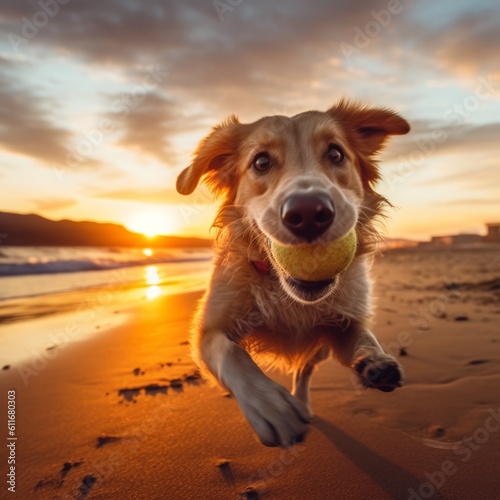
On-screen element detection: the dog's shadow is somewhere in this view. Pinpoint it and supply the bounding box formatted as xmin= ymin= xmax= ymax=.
xmin=313 ymin=417 xmax=446 ymax=500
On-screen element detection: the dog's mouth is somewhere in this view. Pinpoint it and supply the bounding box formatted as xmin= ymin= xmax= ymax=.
xmin=285 ymin=275 xmax=335 ymax=291
xmin=284 ymin=275 xmax=337 ymax=303
xmin=284 ymin=274 xmax=337 ymax=302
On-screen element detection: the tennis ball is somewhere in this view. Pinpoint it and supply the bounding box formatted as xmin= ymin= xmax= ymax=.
xmin=270 ymin=228 xmax=357 ymax=281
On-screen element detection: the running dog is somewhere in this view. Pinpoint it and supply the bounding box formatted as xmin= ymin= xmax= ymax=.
xmin=176 ymin=100 xmax=410 ymax=447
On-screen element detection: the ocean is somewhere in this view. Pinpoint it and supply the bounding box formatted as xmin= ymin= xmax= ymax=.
xmin=0 ymin=246 xmax=213 ymax=301
xmin=0 ymin=246 xmax=214 ymax=365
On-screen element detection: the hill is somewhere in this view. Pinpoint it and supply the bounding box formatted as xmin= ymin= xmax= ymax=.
xmin=0 ymin=212 xmax=211 ymax=248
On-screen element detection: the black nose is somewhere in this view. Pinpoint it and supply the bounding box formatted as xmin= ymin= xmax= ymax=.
xmin=281 ymin=193 xmax=335 ymax=241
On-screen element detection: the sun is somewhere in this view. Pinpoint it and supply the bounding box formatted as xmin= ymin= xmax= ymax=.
xmin=126 ymin=209 xmax=180 ymax=237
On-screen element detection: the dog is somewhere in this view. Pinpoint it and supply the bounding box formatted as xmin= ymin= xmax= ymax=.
xmin=176 ymin=100 xmax=410 ymax=447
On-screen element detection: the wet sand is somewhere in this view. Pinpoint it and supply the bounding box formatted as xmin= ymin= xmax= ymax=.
xmin=1 ymin=246 xmax=499 ymax=499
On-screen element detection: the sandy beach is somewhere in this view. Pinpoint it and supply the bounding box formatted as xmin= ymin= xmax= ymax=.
xmin=1 ymin=245 xmax=499 ymax=499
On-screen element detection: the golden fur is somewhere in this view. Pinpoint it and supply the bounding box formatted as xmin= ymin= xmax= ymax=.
xmin=176 ymin=100 xmax=410 ymax=447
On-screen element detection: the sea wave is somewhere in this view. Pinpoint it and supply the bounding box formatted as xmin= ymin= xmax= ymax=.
xmin=0 ymin=247 xmax=213 ymax=277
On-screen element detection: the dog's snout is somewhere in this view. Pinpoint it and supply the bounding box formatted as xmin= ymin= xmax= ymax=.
xmin=281 ymin=193 xmax=335 ymax=241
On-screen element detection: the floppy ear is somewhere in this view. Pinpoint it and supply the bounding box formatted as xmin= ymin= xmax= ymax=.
xmin=176 ymin=115 xmax=243 ymax=196
xmin=329 ymin=99 xmax=410 ymax=156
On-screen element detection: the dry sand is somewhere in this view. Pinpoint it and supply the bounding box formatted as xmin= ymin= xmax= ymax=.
xmin=1 ymin=246 xmax=499 ymax=499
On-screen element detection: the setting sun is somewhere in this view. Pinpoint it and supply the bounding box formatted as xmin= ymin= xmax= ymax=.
xmin=126 ymin=210 xmax=180 ymax=237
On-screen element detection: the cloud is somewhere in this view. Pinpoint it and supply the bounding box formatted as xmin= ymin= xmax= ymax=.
xmin=416 ymin=9 xmax=500 ymax=77
xmin=0 ymin=62 xmax=72 ymax=166
xmin=92 ymin=186 xmax=181 ymax=204
xmin=381 ymin=121 xmax=500 ymax=163
xmin=414 ymin=161 xmax=499 ymax=189
xmin=432 ymin=198 xmax=500 ymax=207
xmin=429 ymin=122 xmax=500 ymax=156
xmin=110 ymin=93 xmax=181 ymax=164
xmin=0 ymin=0 xmax=403 ymax=114
xmin=32 ymin=197 xmax=77 ymax=211
xmin=3 ymin=1 xmax=497 ymax=122
xmin=2 ymin=1 xmax=498 ymax=109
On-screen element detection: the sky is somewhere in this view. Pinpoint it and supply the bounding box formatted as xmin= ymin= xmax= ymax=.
xmin=0 ymin=0 xmax=499 ymax=240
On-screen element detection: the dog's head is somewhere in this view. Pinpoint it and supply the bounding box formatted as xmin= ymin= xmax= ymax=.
xmin=177 ymin=100 xmax=409 ymax=303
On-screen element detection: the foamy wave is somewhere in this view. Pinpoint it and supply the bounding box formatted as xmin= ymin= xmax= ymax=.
xmin=0 ymin=248 xmax=212 ymax=277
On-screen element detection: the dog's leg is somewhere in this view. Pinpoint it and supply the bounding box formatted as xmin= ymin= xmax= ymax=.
xmin=330 ymin=325 xmax=402 ymax=392
xmin=292 ymin=347 xmax=330 ymax=414
xmin=350 ymin=330 xmax=402 ymax=392
xmin=200 ymin=331 xmax=311 ymax=447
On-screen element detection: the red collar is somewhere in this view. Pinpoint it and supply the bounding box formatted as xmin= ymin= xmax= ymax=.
xmin=251 ymin=259 xmax=271 ymax=275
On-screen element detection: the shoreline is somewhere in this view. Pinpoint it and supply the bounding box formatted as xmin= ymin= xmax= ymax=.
xmin=0 ymin=261 xmax=211 ymax=367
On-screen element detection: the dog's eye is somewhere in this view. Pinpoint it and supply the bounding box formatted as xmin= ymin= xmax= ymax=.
xmin=327 ymin=144 xmax=345 ymax=165
xmin=252 ymin=153 xmax=271 ymax=173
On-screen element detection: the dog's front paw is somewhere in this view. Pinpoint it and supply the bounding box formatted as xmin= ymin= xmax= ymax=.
xmin=237 ymin=380 xmax=312 ymax=448
xmin=352 ymin=354 xmax=402 ymax=392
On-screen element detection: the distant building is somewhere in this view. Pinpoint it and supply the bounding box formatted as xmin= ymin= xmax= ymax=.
xmin=451 ymin=234 xmax=483 ymax=245
xmin=430 ymin=235 xmax=453 ymax=246
xmin=429 ymin=233 xmax=483 ymax=246
xmin=485 ymin=223 xmax=500 ymax=243
xmin=421 ymin=223 xmax=500 ymax=247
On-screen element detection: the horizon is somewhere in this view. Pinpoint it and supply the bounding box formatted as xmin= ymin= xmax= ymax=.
xmin=1 ymin=1 xmax=499 ymax=240
xmin=2 ymin=210 xmax=498 ymax=244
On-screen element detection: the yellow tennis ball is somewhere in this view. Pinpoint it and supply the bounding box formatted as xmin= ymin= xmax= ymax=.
xmin=270 ymin=228 xmax=357 ymax=281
